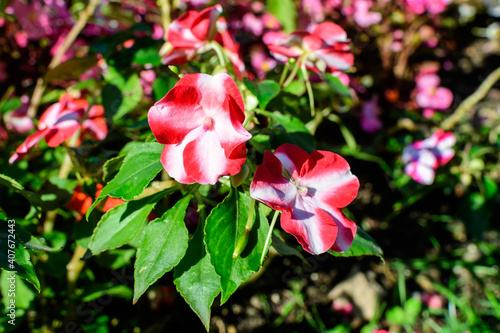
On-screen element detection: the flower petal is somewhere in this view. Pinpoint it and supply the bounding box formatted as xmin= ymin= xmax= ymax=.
xmin=9 ymin=128 xmax=49 ymax=164
xmin=250 ymin=151 xmax=297 ymax=211
xmin=326 ymin=207 xmax=357 ymax=253
xmin=299 ymin=150 xmax=359 ymax=208
xmin=167 ymin=11 xmax=202 ymax=48
xmin=273 ymin=143 xmax=310 ymax=179
xmin=182 ymin=130 xmax=244 ymax=184
xmin=281 ymin=196 xmax=338 ymax=255
xmin=148 ymin=83 xmax=205 ymax=145
xmin=312 ymin=22 xmax=348 ymax=44
xmin=190 ymin=4 xmax=222 ymax=41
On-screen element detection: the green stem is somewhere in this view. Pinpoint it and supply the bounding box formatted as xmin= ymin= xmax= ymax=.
xmin=282 ymin=56 xmax=303 ymax=88
xmin=301 ymin=64 xmax=315 ymax=116
xmin=260 ymin=210 xmax=280 ymax=265
xmin=156 ymin=0 xmax=171 ymax=41
xmin=441 ymin=66 xmax=500 ymax=131
xmin=208 ymin=41 xmax=226 ymax=68
xmin=278 ymin=60 xmax=291 ymax=86
xmin=328 ymin=113 xmax=357 ymax=149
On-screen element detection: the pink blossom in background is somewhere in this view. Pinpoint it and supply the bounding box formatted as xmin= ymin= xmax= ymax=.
xmin=152 ymin=23 xmax=164 ymax=40
xmin=402 ymin=129 xmax=456 ymax=184
xmin=405 ymin=0 xmax=451 ymax=15
xmin=264 ymin=22 xmax=354 ymax=74
xmin=422 ymin=292 xmax=444 ymax=309
xmin=4 ymin=95 xmax=34 ymax=133
xmin=414 ymin=69 xmax=453 ymax=118
xmin=148 ymin=73 xmax=252 ymax=185
xmin=352 ymin=0 xmax=382 ymax=27
xmin=332 ymin=299 xmax=354 ymax=316
xmin=250 ymin=144 xmax=359 ymax=255
xmin=9 ymin=94 xmax=107 ymax=164
xmin=140 ymin=70 xmax=156 ymax=96
xmin=360 ymin=95 xmax=382 ymax=133
xmin=250 ymin=45 xmax=278 ymax=79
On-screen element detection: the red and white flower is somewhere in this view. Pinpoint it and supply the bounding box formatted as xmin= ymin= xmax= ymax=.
xmin=148 ymin=73 xmax=252 ymax=185
xmin=250 ymin=144 xmax=359 ymax=255
xmin=161 ymin=4 xmax=222 ymax=65
xmin=402 ymin=130 xmax=455 ymax=185
xmin=263 ymin=22 xmax=354 ymax=74
xmin=9 ymin=93 xmax=107 ymax=164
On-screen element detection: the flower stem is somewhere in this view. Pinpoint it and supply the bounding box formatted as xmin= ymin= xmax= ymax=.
xmin=278 ymin=60 xmax=291 ymax=86
xmin=27 ymin=0 xmax=99 ymax=118
xmin=441 ymin=66 xmax=500 ymax=131
xmin=208 ymin=41 xmax=227 ymax=68
xmin=282 ymin=56 xmax=303 ymax=88
xmin=260 ymin=209 xmax=280 ymax=265
xmin=301 ymin=64 xmax=315 ymax=116
xmin=156 ymin=0 xmax=171 ymax=40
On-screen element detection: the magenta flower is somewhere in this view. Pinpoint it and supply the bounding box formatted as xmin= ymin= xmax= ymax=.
xmin=250 ymin=45 xmax=278 ymax=80
xmin=9 ymin=94 xmax=107 ymax=164
xmin=402 ymin=130 xmax=456 ymax=185
xmin=264 ymin=22 xmax=354 ymax=74
xmin=148 ymin=73 xmax=252 ymax=185
xmin=414 ymin=70 xmax=453 ymax=118
xmin=360 ymin=95 xmax=382 ymax=133
xmin=250 ymin=144 xmax=359 ymax=255
xmin=352 ymin=0 xmax=382 ymax=28
xmin=405 ymin=0 xmax=451 ymax=15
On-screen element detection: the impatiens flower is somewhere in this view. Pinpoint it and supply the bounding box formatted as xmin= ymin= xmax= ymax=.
xmin=250 ymin=44 xmax=278 ymax=79
xmin=9 ymin=94 xmax=107 ymax=164
xmin=161 ymin=5 xmax=223 ymax=65
xmin=360 ymin=95 xmax=382 ymax=133
xmin=250 ymin=144 xmax=359 ymax=255
xmin=264 ymin=22 xmax=354 ymax=74
xmin=148 ymin=73 xmax=252 ymax=185
xmin=414 ymin=69 xmax=453 ymax=118
xmin=402 ymin=130 xmax=455 ymax=185
xmin=4 ymin=95 xmax=34 ymax=133
xmin=67 ymin=184 xmax=124 ymax=221
xmin=405 ymin=0 xmax=451 ymax=15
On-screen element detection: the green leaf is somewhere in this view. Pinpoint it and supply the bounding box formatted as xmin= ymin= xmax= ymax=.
xmin=328 ymin=227 xmax=384 ymax=261
xmin=267 ymin=0 xmax=297 ymax=33
xmin=16 ymin=225 xmax=60 ymax=252
xmin=325 ymin=74 xmax=351 ymax=97
xmin=0 ymin=220 xmax=40 ymax=291
xmin=44 ymin=56 xmax=99 ymax=83
xmin=102 ymin=155 xmax=126 ymax=183
xmin=244 ymin=79 xmax=280 ymax=110
xmin=0 ymin=97 xmax=21 ymax=114
xmin=271 ymin=234 xmax=305 ymax=262
xmin=174 ymin=220 xmax=221 ymax=331
xmin=102 ymin=68 xmax=143 ymax=121
xmin=87 ymin=142 xmax=164 ymax=219
xmin=1 ymin=270 xmax=35 ymax=309
xmin=0 ymin=174 xmax=42 ymax=211
xmin=258 ymin=110 xmax=315 ymax=153
xmin=88 ymin=189 xmax=173 ymax=255
xmin=82 ymin=284 xmax=133 ymax=302
xmin=133 ymin=195 xmax=191 ymax=303
xmin=205 ymin=190 xmax=269 ymax=304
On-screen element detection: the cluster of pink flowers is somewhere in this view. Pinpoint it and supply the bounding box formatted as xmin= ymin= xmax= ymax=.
xmin=402 ymin=129 xmax=456 ymax=184
xmin=9 ymin=94 xmax=107 ymax=164
xmin=414 ymin=67 xmax=453 ymax=118
xmin=405 ymin=0 xmax=452 ymax=15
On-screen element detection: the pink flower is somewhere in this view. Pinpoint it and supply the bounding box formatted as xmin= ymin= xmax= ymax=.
xmin=250 ymin=144 xmax=359 ymax=255
xmin=414 ymin=70 xmax=453 ymax=118
xmin=360 ymin=95 xmax=382 ymax=133
xmin=140 ymin=69 xmax=156 ymax=96
xmin=264 ymin=22 xmax=354 ymax=74
xmin=351 ymin=0 xmax=382 ymax=28
xmin=250 ymin=45 xmax=278 ymax=80
xmin=405 ymin=0 xmax=451 ymax=15
xmin=161 ymin=5 xmax=222 ymax=65
xmin=402 ymin=130 xmax=455 ymax=185
xmin=148 ymin=73 xmax=252 ymax=185
xmin=422 ymin=292 xmax=444 ymax=309
xmin=4 ymin=95 xmax=34 ymax=133
xmin=9 ymin=94 xmax=107 ymax=164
